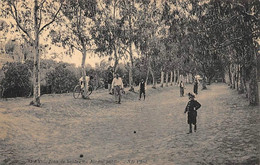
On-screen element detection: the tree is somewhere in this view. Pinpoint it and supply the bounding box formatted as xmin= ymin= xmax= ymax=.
xmin=117 ymin=0 xmax=139 ymax=91
xmin=54 ymin=0 xmax=97 ymax=99
xmin=2 ymin=0 xmax=63 ymax=106
xmin=185 ymin=0 xmax=259 ymax=105
xmin=91 ymin=0 xmax=120 ymax=74
xmin=201 ymin=0 xmax=259 ymax=105
xmin=161 ymin=0 xmax=194 ymax=86
xmin=134 ymin=0 xmax=163 ymax=88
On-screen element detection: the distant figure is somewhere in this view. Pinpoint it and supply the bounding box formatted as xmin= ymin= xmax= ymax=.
xmin=193 ymin=79 xmax=199 ymax=95
xmin=107 ymin=68 xmax=114 ymax=94
xmin=184 ymin=93 xmax=201 ymax=134
xmin=139 ymin=79 xmax=146 ymax=100
xmin=79 ymin=75 xmax=90 ymax=90
xmin=179 ymin=81 xmax=184 ymax=97
xmin=112 ymin=73 xmax=124 ymax=104
xmin=79 ymin=74 xmax=93 ymax=99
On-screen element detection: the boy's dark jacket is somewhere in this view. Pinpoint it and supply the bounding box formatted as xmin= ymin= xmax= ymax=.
xmin=185 ymin=100 xmax=201 ymax=113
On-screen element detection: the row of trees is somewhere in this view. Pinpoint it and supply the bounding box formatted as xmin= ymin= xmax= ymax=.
xmin=0 ymin=60 xmax=78 ymax=97
xmin=1 ymin=0 xmax=259 ymax=106
xmin=1 ymin=58 xmax=179 ymax=98
xmin=191 ymin=0 xmax=259 ymax=105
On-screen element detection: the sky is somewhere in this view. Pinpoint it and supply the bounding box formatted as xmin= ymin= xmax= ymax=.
xmin=0 ymin=1 xmax=105 ymax=68
xmin=49 ymin=47 xmax=108 ymax=67
xmin=0 ymin=0 xmax=178 ymax=68
xmin=0 ymin=17 xmax=108 ymax=68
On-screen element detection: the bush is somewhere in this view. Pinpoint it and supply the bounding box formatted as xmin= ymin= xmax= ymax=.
xmin=45 ymin=64 xmax=78 ymax=93
xmin=1 ymin=62 xmax=32 ymax=98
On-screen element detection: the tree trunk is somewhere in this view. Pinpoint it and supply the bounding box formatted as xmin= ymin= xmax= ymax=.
xmin=241 ymin=67 xmax=248 ymax=97
xmin=128 ymin=0 xmax=135 ymax=92
xmin=228 ymin=65 xmax=232 ymax=87
xmin=247 ymin=19 xmax=259 ymax=106
xmin=165 ymin=72 xmax=169 ymax=87
xmin=174 ymin=69 xmax=177 ymax=85
xmin=231 ymin=65 xmax=236 ymax=89
xmin=248 ymin=50 xmax=259 ymax=106
xmin=202 ymin=75 xmax=207 ymax=90
xmin=81 ymin=46 xmax=88 ymax=99
xmin=243 ymin=75 xmax=248 ymax=98
xmin=181 ymin=74 xmax=183 ymax=83
xmin=236 ymin=65 xmax=239 ymax=91
xmin=170 ymin=71 xmax=173 ymax=86
xmin=249 ymin=68 xmax=259 ymax=106
xmin=233 ymin=70 xmax=236 ymax=89
xmin=145 ymin=57 xmax=150 ymax=84
xmin=160 ymin=70 xmax=164 ymax=87
xmin=151 ymin=67 xmax=156 ymax=89
xmin=128 ymin=67 xmax=134 ymax=91
xmin=147 ymin=58 xmax=156 ymax=89
xmin=177 ymin=69 xmax=180 ymax=85
xmin=238 ymin=65 xmax=244 ymax=94
xmin=32 ymin=38 xmax=41 ymax=106
xmin=31 ymin=0 xmax=41 ymax=107
xmin=128 ymin=42 xmax=134 ymax=92
xmin=113 ymin=46 xmax=118 ymax=74
xmin=189 ymin=73 xmax=193 ymax=84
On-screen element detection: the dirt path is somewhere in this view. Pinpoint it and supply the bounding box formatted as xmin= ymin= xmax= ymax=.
xmin=0 ymin=84 xmax=259 ymax=165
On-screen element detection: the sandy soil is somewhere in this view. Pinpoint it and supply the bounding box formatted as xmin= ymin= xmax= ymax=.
xmin=0 ymin=84 xmax=259 ymax=165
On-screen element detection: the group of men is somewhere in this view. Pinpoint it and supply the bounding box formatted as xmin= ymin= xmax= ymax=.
xmin=179 ymin=79 xmax=199 ymax=97
xmin=107 ymin=71 xmax=146 ymax=104
xmin=80 ymin=69 xmax=146 ymax=104
xmin=80 ymin=71 xmax=201 ymax=134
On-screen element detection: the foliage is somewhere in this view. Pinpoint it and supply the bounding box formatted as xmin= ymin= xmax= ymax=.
xmin=55 ymin=0 xmax=97 ymax=55
xmin=45 ymin=63 xmax=78 ymax=94
xmin=1 ymin=62 xmax=31 ymax=98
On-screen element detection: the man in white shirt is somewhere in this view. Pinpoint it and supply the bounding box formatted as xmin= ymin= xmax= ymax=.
xmin=112 ymin=73 xmax=124 ymax=104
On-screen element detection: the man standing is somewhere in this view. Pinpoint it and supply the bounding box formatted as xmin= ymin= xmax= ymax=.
xmin=139 ymin=79 xmax=146 ymax=100
xmin=112 ymin=73 xmax=124 ymax=104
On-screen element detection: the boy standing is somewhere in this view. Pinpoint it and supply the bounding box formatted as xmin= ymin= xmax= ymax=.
xmin=139 ymin=79 xmax=146 ymax=100
xmin=184 ymin=93 xmax=201 ymax=134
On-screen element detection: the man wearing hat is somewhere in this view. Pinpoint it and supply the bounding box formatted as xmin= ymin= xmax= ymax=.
xmin=184 ymin=92 xmax=201 ymax=134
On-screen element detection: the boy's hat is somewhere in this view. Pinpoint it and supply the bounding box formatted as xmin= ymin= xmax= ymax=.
xmin=188 ymin=92 xmax=195 ymax=98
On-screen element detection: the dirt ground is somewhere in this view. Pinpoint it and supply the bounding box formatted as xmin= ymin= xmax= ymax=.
xmin=0 ymin=83 xmax=259 ymax=165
